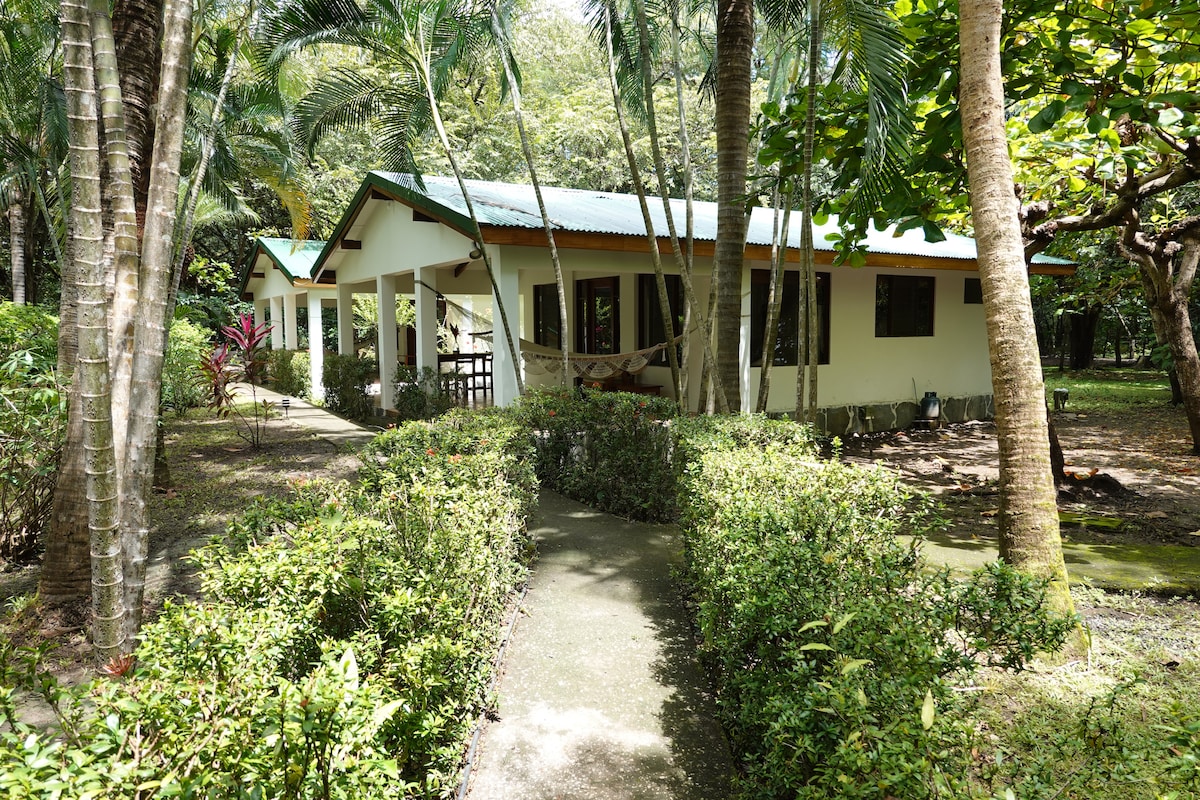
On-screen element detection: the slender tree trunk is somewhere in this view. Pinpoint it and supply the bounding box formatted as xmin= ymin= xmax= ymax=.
xmin=756 ymin=183 xmax=791 ymax=412
xmin=490 ymin=9 xmax=569 ymax=384
xmin=119 ymin=0 xmax=193 ymax=646
xmin=713 ymin=0 xmax=754 ymax=411
xmin=669 ymin=6 xmax=695 ymax=404
xmin=111 ymin=0 xmax=161 ymax=214
xmin=959 ymin=0 xmax=1074 ymax=618
xmin=8 ymin=187 xmax=25 ymax=304
xmin=796 ymin=1 xmax=822 ymax=424
xmin=61 ymin=0 xmax=125 ymax=661
xmin=416 ymin=25 xmax=523 ymax=396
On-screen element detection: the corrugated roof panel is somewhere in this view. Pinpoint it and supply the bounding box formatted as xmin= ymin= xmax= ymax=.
xmin=372 ymin=172 xmax=1069 ymax=265
xmin=259 ymin=237 xmax=326 ymax=281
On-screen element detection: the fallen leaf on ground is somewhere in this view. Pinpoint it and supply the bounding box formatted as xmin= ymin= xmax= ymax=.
xmin=1145 ymin=511 xmax=1168 ymax=519
xmin=980 ymin=509 xmax=998 ymax=518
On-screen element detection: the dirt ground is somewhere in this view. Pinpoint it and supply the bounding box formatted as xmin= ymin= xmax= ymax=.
xmin=840 ymin=404 xmax=1200 ymax=548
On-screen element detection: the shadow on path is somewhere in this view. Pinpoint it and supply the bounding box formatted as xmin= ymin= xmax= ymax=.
xmin=467 ymin=491 xmax=733 ymax=800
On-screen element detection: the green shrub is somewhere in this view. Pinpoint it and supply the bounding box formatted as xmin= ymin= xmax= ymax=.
xmin=268 ymin=348 xmax=312 ymax=399
xmin=512 ymin=387 xmax=679 ymax=521
xmin=0 ymin=410 xmax=536 ymax=798
xmin=323 ymin=353 xmax=377 ymax=421
xmin=679 ymin=445 xmax=1075 ymax=799
xmin=161 ymin=317 xmax=212 ymax=415
xmin=392 ymin=365 xmax=458 ymax=421
xmin=0 ymin=302 xmax=57 ymax=373
xmin=0 ymin=349 xmax=64 ymax=559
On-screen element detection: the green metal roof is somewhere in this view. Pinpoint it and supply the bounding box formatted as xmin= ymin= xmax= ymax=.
xmin=345 ymin=171 xmax=1070 ymax=266
xmin=240 ymin=237 xmax=327 ymax=294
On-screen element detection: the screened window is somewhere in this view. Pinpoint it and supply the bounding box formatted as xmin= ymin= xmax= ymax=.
xmin=576 ymin=276 xmax=620 ymax=354
xmin=637 ymin=274 xmax=684 ymax=365
xmin=750 ymin=270 xmax=830 ymax=366
xmin=876 ymin=274 xmax=935 ymax=337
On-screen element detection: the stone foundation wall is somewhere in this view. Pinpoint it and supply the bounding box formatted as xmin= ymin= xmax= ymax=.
xmin=816 ymin=394 xmax=995 ymax=436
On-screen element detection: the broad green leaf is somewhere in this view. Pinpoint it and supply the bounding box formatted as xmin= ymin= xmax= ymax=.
xmin=1125 ymin=18 xmax=1157 ymax=38
xmin=1067 ymin=175 xmax=1086 ymax=192
xmin=1086 ymin=113 xmax=1108 ymax=134
xmin=921 ymin=689 xmax=935 ymax=730
xmin=922 ymin=220 xmax=947 ymax=243
xmin=1028 ymin=100 xmax=1066 ymax=134
xmin=799 ymin=642 xmax=834 ymax=651
xmin=1157 ymin=107 xmax=1184 ymax=127
xmin=799 ymin=619 xmax=828 ymax=633
xmin=832 ymin=612 xmax=857 ymax=634
xmin=841 ymin=658 xmax=872 ymax=675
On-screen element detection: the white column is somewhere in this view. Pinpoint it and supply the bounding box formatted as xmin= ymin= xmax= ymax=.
xmin=336 ymin=283 xmax=354 ymax=355
xmin=283 ymin=293 xmax=299 ymax=350
xmin=415 ymin=267 xmax=439 ymax=373
xmin=269 ymin=296 xmax=284 ymax=350
xmin=377 ymin=274 xmax=397 ymax=411
xmin=738 ymin=266 xmax=753 ymax=411
xmin=307 ymin=293 xmax=325 ymax=401
xmin=254 ymin=299 xmax=267 ymax=330
xmin=491 ymin=249 xmax=522 ymax=406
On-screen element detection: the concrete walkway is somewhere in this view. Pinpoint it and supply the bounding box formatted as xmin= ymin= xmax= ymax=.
xmin=466 ymin=491 xmax=734 ymax=800
xmin=232 ymin=384 xmax=377 ymax=447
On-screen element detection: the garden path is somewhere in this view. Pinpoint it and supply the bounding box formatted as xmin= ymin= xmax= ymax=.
xmin=233 ymin=383 xmax=378 ymax=446
xmin=464 ymin=491 xmax=734 ymax=800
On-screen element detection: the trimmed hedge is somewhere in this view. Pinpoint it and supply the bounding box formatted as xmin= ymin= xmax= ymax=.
xmin=0 ymin=412 xmax=536 ymax=799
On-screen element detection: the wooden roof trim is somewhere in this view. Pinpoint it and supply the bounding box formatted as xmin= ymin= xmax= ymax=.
xmin=476 ymin=225 xmax=1066 ymax=273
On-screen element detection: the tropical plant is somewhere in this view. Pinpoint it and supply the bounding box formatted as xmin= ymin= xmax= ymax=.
xmin=201 ymin=312 xmax=276 ymax=447
xmin=161 ymin=317 xmax=211 ymax=416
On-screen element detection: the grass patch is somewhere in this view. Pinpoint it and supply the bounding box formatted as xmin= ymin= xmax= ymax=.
xmin=970 ymin=587 xmax=1200 ymax=799
xmin=1044 ymin=368 xmax=1173 ymax=413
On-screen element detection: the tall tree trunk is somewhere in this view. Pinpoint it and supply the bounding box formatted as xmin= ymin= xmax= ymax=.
xmin=756 ymin=184 xmax=791 ymax=412
xmin=119 ymin=0 xmax=193 ymax=646
xmin=713 ymin=0 xmax=753 ymax=411
xmin=669 ymin=5 xmax=696 ymax=404
xmin=8 ymin=186 xmax=25 ymax=304
xmin=61 ymin=0 xmax=125 ymax=661
xmin=1067 ymin=304 xmax=1100 ymax=370
xmin=490 ymin=9 xmax=570 ymax=384
xmin=111 ymin=0 xmax=161 ymax=215
xmin=1124 ymin=223 xmax=1200 ymax=453
xmin=959 ymin=0 xmax=1074 ymax=618
xmin=795 ymin=0 xmax=822 ymax=424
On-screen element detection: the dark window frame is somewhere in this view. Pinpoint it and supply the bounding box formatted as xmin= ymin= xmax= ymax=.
xmin=637 ymin=274 xmax=684 ymax=366
xmin=750 ymin=269 xmax=830 ymax=367
xmin=875 ymin=274 xmax=935 ymax=337
xmin=533 ymin=283 xmax=562 ymax=349
xmin=964 ymin=277 xmax=983 ymax=304
xmin=575 ymin=276 xmax=620 ymax=355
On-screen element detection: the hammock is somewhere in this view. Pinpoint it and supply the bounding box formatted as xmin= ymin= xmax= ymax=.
xmin=474 ymin=333 xmax=685 ymax=379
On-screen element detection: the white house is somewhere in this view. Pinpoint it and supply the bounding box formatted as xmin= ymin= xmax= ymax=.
xmin=239 ymin=171 xmax=1072 ymax=432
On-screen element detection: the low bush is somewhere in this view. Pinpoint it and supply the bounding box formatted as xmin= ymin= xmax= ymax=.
xmin=268 ymin=348 xmax=312 ymax=399
xmin=0 ymin=315 xmax=64 ymax=559
xmin=0 ymin=302 xmax=58 ymax=374
xmin=161 ymin=317 xmax=211 ymax=415
xmin=513 ymin=387 xmax=679 ymax=521
xmin=323 ymin=354 xmax=377 ymax=421
xmin=0 ymin=412 xmax=536 ymax=798
xmin=392 ymin=365 xmax=458 ymax=421
xmin=679 ymin=444 xmax=1075 ymax=799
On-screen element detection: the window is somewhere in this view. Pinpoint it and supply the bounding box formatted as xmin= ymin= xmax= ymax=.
xmin=637 ymin=274 xmax=684 ymax=365
xmin=576 ymin=276 xmax=620 ymax=354
xmin=876 ymin=274 xmax=934 ymax=337
xmin=533 ymin=283 xmax=562 ymax=349
xmin=750 ymin=270 xmax=830 ymax=366
xmin=964 ymin=277 xmax=983 ymax=304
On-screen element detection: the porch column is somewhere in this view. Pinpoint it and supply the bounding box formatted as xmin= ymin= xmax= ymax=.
xmin=307 ymin=293 xmax=325 ymax=401
xmin=269 ymin=296 xmax=284 ymax=350
xmin=491 ymin=248 xmax=522 ymax=406
xmin=254 ymin=299 xmax=266 ymax=331
xmin=415 ymin=267 xmax=439 ymax=373
xmin=377 ymin=274 xmax=397 ymax=411
xmin=336 ymin=282 xmax=354 ymax=355
xmin=283 ymin=292 xmax=299 ymax=350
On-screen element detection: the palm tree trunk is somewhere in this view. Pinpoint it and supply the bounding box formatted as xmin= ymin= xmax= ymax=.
xmin=61 ymin=0 xmax=125 ymax=661
xmin=490 ymin=9 xmax=570 ymax=384
xmin=669 ymin=5 xmax=695 ymax=403
xmin=119 ymin=0 xmax=193 ymax=646
xmin=795 ymin=1 xmax=821 ymax=424
xmin=8 ymin=186 xmax=25 ymax=304
xmin=416 ymin=23 xmax=523 ymax=397
xmin=713 ymin=0 xmax=754 ymax=411
xmin=756 ymin=183 xmax=791 ymax=412
xmin=959 ymin=0 xmax=1074 ymax=618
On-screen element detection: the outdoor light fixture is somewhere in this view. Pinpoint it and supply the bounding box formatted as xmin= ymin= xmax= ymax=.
xmin=281 ymin=397 xmax=290 ymax=417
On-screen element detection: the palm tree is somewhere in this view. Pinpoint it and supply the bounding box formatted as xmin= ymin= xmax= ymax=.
xmin=958 ymin=0 xmax=1074 ymax=622
xmin=258 ymin=0 xmax=524 ymax=393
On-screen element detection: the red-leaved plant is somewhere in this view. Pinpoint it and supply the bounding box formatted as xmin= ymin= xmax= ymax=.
xmin=201 ymin=313 xmax=275 ymax=447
